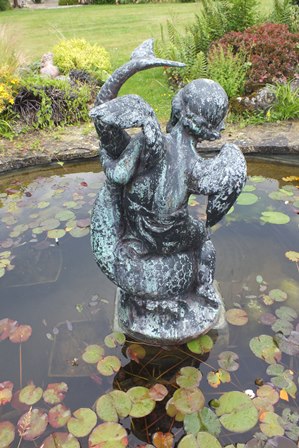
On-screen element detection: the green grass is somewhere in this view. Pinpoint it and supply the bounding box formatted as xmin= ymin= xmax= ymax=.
xmin=0 ymin=1 xmax=275 ymax=121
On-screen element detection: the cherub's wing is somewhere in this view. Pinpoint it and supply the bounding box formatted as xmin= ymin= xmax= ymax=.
xmin=191 ymin=143 xmax=247 ymax=227
xmin=90 ymin=94 xmax=162 ymax=149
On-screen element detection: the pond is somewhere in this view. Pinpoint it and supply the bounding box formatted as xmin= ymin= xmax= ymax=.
xmin=0 ymin=157 xmax=298 ymax=448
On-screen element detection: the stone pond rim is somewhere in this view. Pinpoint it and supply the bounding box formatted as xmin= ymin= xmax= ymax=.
xmin=0 ymin=120 xmax=298 ymax=174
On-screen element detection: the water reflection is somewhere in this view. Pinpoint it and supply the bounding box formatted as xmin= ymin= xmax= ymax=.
xmin=0 ymin=158 xmax=298 ymax=447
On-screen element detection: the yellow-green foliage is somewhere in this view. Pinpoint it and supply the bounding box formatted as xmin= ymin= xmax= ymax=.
xmin=0 ymin=71 xmax=19 ymax=114
xmin=53 ymin=38 xmax=111 ymax=82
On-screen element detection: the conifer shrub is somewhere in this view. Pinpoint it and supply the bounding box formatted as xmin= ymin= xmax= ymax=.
xmin=217 ymin=23 xmax=299 ymax=93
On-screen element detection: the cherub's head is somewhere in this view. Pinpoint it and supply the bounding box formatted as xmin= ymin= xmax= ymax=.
xmin=166 ymin=79 xmax=228 ymax=141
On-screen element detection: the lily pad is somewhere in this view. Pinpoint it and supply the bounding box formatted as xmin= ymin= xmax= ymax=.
xmin=257 ymin=385 xmax=279 ymax=405
xmin=269 ymin=289 xmax=287 ymax=302
xmin=69 ymin=227 xmax=89 ymax=238
xmin=0 ymin=421 xmax=15 ymax=448
xmin=226 ymin=309 xmax=248 ymax=326
xmin=249 ymin=335 xmax=281 ymax=364
xmin=274 ymin=331 xmax=299 ymax=356
xmin=207 ymin=369 xmax=230 ymax=388
xmin=96 ymin=391 xmax=131 ymax=422
xmin=41 ymin=218 xmax=60 ymax=231
xmin=48 ymin=404 xmax=71 ymax=428
xmin=125 ymin=343 xmax=146 ymax=363
xmin=148 ymin=384 xmax=168 ymax=402
xmin=152 ymin=432 xmax=173 ymax=448
xmin=187 ymin=334 xmax=213 ymax=354
xmin=218 ymin=351 xmax=239 ymax=372
xmin=176 ymin=366 xmax=202 ymax=389
xmin=269 ymin=189 xmax=293 ymax=201
xmin=0 ymin=381 xmax=13 ymax=405
xmin=237 ymin=193 xmax=258 ymax=205
xmin=243 ymin=185 xmax=256 ymax=192
xmin=104 ymin=332 xmax=126 ymax=348
xmin=260 ymin=211 xmax=290 ymax=225
xmin=67 ymin=408 xmax=97 ymax=438
xmin=48 ymin=229 xmax=66 ymax=239
xmin=271 ymin=319 xmax=293 ymax=336
xmin=9 ymin=324 xmax=32 ymax=343
xmin=251 ymin=176 xmax=265 ymax=183
xmin=19 ymin=384 xmax=43 ymax=405
xmin=43 ymin=382 xmax=68 ymax=404
xmin=88 ymin=422 xmax=128 ymax=448
xmin=165 ymin=398 xmax=184 ymax=422
xmin=216 ymin=391 xmax=258 ymax=433
xmin=172 ymin=388 xmax=205 ymax=415
xmin=260 ymin=412 xmax=284 ymax=437
xmin=82 ymin=344 xmax=104 ymax=364
xmin=97 ymin=356 xmax=121 ymax=376
xmin=178 ymin=432 xmax=221 ymax=448
xmin=55 ymin=210 xmax=75 ymax=222
xmin=264 ymin=436 xmax=297 ymax=448
xmin=41 ymin=432 xmax=80 ymax=448
xmin=184 ymin=407 xmax=221 ymax=436
xmin=285 ymin=251 xmax=299 ymax=262
xmin=17 ymin=408 xmax=48 ymax=440
xmin=127 ymin=386 xmax=156 ymax=418
xmin=275 ymin=306 xmax=297 ymax=321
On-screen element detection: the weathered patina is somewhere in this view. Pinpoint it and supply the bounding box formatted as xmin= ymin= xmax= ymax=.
xmin=90 ymin=39 xmax=247 ymax=344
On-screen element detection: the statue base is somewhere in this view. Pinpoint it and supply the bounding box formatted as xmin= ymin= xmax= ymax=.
xmin=114 ymin=284 xmax=225 ymax=345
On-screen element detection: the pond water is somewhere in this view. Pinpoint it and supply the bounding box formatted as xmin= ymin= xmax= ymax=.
xmin=0 ymin=157 xmax=298 ymax=448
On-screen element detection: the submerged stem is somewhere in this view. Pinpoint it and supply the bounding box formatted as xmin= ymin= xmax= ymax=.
xmin=19 ymin=343 xmax=23 ymax=389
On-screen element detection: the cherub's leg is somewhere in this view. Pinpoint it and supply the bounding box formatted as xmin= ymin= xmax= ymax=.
xmin=197 ymin=237 xmax=220 ymax=307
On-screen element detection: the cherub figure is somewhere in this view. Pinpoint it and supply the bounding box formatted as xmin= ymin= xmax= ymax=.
xmin=90 ymin=40 xmax=246 ymax=343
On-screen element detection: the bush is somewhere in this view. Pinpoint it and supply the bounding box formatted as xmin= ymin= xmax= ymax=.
xmin=59 ymin=0 xmax=78 ymax=4
xmin=13 ymin=76 xmax=92 ymax=129
xmin=217 ymin=23 xmax=299 ymax=93
xmin=268 ymin=0 xmax=299 ymax=32
xmin=0 ymin=0 xmax=11 ymax=10
xmin=53 ymin=38 xmax=111 ymax=83
xmin=207 ymin=46 xmax=249 ymax=98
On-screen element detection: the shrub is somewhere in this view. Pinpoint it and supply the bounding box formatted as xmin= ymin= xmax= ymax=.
xmin=207 ymin=46 xmax=249 ymax=98
xmin=59 ymin=0 xmax=78 ymax=4
xmin=13 ymin=76 xmax=92 ymax=129
xmin=217 ymin=23 xmax=299 ymax=93
xmin=53 ymin=38 xmax=111 ymax=83
xmin=0 ymin=0 xmax=11 ymax=10
xmin=268 ymin=0 xmax=299 ymax=32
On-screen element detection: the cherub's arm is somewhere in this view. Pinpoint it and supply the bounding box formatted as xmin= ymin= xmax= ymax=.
xmin=99 ymin=138 xmax=143 ymax=185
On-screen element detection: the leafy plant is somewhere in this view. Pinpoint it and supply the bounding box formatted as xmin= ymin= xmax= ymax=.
xmin=207 ymin=45 xmax=249 ymax=98
xmin=268 ymin=81 xmax=299 ymax=120
xmin=53 ymin=38 xmax=111 ymax=83
xmin=269 ymin=0 xmax=299 ymax=32
xmin=217 ymin=23 xmax=299 ymax=93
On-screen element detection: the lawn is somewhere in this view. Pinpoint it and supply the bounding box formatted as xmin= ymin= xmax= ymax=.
xmin=0 ymin=1 xmax=275 ymax=121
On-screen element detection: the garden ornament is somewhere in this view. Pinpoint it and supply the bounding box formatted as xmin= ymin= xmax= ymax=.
xmin=90 ymin=39 xmax=247 ymax=344
xmin=40 ymin=52 xmax=60 ymax=79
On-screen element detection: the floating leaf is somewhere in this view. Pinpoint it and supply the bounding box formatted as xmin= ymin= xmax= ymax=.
xmin=165 ymin=398 xmax=184 ymax=422
xmin=279 ymin=389 xmax=289 ymax=401
xmin=274 ymin=331 xmax=299 ymax=356
xmin=43 ymin=382 xmax=68 ymax=404
xmin=41 ymin=432 xmax=80 ymax=448
xmin=237 ymin=193 xmax=258 ymax=205
xmin=251 ymin=176 xmax=265 ymax=183
xmin=184 ymin=407 xmax=221 ymax=437
xmin=37 ymin=201 xmax=50 ymax=209
xmin=260 ymin=412 xmax=284 ymax=437
xmin=67 ymin=408 xmax=97 ymax=438
xmin=260 ymin=211 xmax=290 ymax=225
xmin=218 ymin=351 xmax=239 ymax=372
xmin=0 ymin=421 xmax=15 ymax=448
xmin=55 ymin=210 xmax=75 ymax=222
xmin=96 ymin=391 xmax=131 ymax=422
xmin=257 ymin=385 xmax=279 ymax=405
xmin=207 ymin=369 xmax=231 ymax=388
xmin=0 ymin=381 xmax=13 ymax=405
xmin=0 ymin=318 xmax=18 ymax=340
xmin=19 ymin=384 xmax=43 ymax=405
xmin=226 ymin=309 xmax=248 ymax=326
xmin=269 ymin=190 xmax=293 ymax=201
xmin=70 ymin=227 xmax=89 ymax=238
xmin=187 ymin=335 xmax=213 ymax=354
xmin=88 ymin=422 xmax=128 ymax=448
xmin=152 ymin=432 xmax=173 ymax=448
xmin=41 ymin=218 xmax=60 ymax=231
xmin=127 ymin=387 xmax=156 ymax=418
xmin=216 ymin=391 xmax=258 ymax=433
xmin=256 ymin=275 xmax=264 ymax=284
xmin=148 ymin=384 xmax=168 ymax=402
xmin=285 ymin=251 xmax=299 ymax=262
xmin=271 ymin=319 xmax=293 ymax=336
xmin=275 ymin=306 xmax=297 ymax=322
xmin=172 ymin=388 xmax=205 ymax=415
xmin=76 ymin=218 xmax=90 ymax=228
xmin=176 ymin=366 xmax=202 ymax=389
xmin=269 ymin=289 xmax=287 ymax=302
xmin=9 ymin=324 xmax=32 ymax=343
xmin=82 ymin=344 xmax=104 ymax=364
xmin=17 ymin=408 xmax=48 ymax=440
xmin=264 ymin=436 xmax=297 ymax=448
xmin=259 ymin=313 xmax=277 ymax=326
xmin=48 ymin=229 xmax=66 ymax=239
xmin=178 ymin=432 xmax=221 ymax=448
xmin=126 ymin=343 xmax=146 ymax=363
xmin=249 ymin=335 xmax=281 ymax=364
xmin=243 ymin=185 xmax=256 ymax=192
xmin=97 ymin=356 xmax=121 ymax=376
xmin=48 ymin=404 xmax=71 ymax=428
xmin=104 ymin=332 xmax=126 ymax=348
